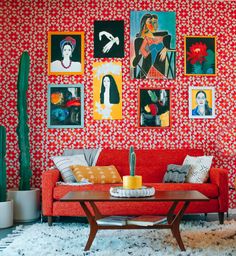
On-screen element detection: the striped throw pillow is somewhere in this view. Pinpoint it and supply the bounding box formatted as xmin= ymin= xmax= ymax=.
xmin=51 ymin=155 xmax=88 ymax=182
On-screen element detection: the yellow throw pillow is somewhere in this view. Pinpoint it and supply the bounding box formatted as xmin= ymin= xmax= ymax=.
xmin=70 ymin=165 xmax=122 ymax=184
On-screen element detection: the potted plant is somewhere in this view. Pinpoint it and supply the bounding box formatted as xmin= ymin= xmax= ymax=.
xmin=7 ymin=52 xmax=40 ymax=222
xmin=123 ymin=146 xmax=142 ymax=189
xmin=0 ymin=125 xmax=13 ymax=228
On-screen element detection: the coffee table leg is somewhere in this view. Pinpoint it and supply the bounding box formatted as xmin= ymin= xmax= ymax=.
xmin=171 ymin=201 xmax=190 ymax=251
xmin=80 ymin=202 xmax=98 ymax=251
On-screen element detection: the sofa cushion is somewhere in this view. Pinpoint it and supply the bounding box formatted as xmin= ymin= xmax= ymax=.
xmin=96 ymin=149 xmax=204 ymax=182
xmin=163 ymin=164 xmax=191 ymax=183
xmin=51 ymin=155 xmax=88 ymax=183
xmin=152 ymin=183 xmax=218 ymax=199
xmin=70 ymin=165 xmax=122 ymax=184
xmin=53 ymin=182 xmax=218 ymax=200
xmin=183 ymin=155 xmax=213 ymax=183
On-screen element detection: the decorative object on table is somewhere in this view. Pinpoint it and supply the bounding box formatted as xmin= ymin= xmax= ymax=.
xmin=183 ymin=155 xmax=213 ymax=183
xmin=48 ymin=31 xmax=84 ymax=75
xmin=130 ymin=11 xmax=176 ymax=79
xmin=123 ymin=146 xmax=142 ymax=189
xmin=93 ymin=62 xmax=122 ymax=120
xmin=110 ymin=186 xmax=155 ymax=198
xmin=47 ymin=84 xmax=84 ymax=128
xmin=94 ymin=20 xmax=124 ymax=58
xmin=163 ymin=164 xmax=191 ymax=183
xmin=189 ymin=86 xmax=215 ymax=119
xmin=0 ymin=126 xmax=13 ymax=229
xmin=139 ymin=88 xmax=171 ymax=128
xmin=96 ymin=216 xmax=131 ymax=226
xmin=184 ymin=36 xmax=216 ymax=76
xmin=127 ymin=215 xmax=167 ymax=226
xmin=7 ymin=52 xmax=40 ymax=222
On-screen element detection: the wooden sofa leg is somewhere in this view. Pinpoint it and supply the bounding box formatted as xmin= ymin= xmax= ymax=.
xmin=218 ymin=212 xmax=224 ymax=224
xmin=48 ymin=216 xmax=53 ymax=226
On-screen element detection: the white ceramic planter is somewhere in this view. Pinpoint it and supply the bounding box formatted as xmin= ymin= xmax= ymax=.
xmin=0 ymin=200 xmax=13 ymax=228
xmin=7 ymin=188 xmax=40 ymax=222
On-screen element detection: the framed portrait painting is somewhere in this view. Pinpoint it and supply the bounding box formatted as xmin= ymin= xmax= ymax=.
xmin=130 ymin=11 xmax=176 ymax=80
xmin=48 ymin=31 xmax=84 ymax=75
xmin=138 ymin=88 xmax=171 ymax=128
xmin=47 ymin=84 xmax=84 ymax=128
xmin=94 ymin=20 xmax=124 ymax=58
xmin=93 ymin=62 xmax=122 ymax=120
xmin=189 ymin=86 xmax=216 ymax=119
xmin=184 ymin=36 xmax=216 ymax=76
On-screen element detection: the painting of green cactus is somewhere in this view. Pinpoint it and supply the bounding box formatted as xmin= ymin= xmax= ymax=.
xmin=17 ymin=51 xmax=32 ymax=190
xmin=184 ymin=36 xmax=216 ymax=76
xmin=0 ymin=126 xmax=7 ymax=202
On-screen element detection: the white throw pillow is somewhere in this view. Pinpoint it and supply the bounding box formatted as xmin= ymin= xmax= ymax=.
xmin=51 ymin=155 xmax=88 ymax=183
xmin=183 ymin=155 xmax=213 ymax=183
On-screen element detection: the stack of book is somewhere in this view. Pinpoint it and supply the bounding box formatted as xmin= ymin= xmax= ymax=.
xmin=96 ymin=215 xmax=167 ymax=226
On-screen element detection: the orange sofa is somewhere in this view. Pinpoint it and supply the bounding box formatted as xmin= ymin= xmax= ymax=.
xmin=42 ymin=149 xmax=229 ymax=225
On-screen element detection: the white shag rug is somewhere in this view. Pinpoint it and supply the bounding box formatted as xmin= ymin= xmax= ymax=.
xmin=0 ymin=220 xmax=236 ymax=256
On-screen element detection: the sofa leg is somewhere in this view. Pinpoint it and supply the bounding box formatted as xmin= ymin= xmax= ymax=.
xmin=48 ymin=216 xmax=53 ymax=226
xmin=218 ymin=212 xmax=224 ymax=224
xmin=204 ymin=213 xmax=207 ymax=220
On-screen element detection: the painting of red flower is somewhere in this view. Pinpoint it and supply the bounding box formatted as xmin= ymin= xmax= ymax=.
xmin=187 ymin=42 xmax=208 ymax=65
xmin=185 ymin=36 xmax=216 ymax=76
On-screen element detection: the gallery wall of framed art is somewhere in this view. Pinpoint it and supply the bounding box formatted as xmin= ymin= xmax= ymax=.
xmin=2 ymin=0 xmax=235 ymax=209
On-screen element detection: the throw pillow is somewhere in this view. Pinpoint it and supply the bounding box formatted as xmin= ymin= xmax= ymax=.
xmin=163 ymin=164 xmax=191 ymax=183
xmin=183 ymin=155 xmax=213 ymax=183
xmin=70 ymin=165 xmax=122 ymax=184
xmin=51 ymin=155 xmax=88 ymax=183
xmin=63 ymin=148 xmax=101 ymax=166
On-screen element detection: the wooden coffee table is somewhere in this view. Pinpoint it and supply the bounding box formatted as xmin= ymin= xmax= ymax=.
xmin=60 ymin=190 xmax=209 ymax=251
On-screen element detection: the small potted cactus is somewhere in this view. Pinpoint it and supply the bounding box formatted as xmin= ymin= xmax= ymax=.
xmin=0 ymin=125 xmax=13 ymax=228
xmin=7 ymin=52 xmax=40 ymax=222
xmin=123 ymin=146 xmax=142 ymax=189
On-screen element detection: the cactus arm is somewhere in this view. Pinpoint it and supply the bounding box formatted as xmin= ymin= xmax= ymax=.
xmin=0 ymin=126 xmax=7 ymax=202
xmin=129 ymin=145 xmax=134 ymax=175
xmin=130 ymin=152 xmax=136 ymax=176
xmin=17 ymin=51 xmax=32 ymax=191
xmin=129 ymin=145 xmax=136 ymax=177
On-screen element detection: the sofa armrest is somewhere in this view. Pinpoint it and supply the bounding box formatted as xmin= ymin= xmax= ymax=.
xmin=42 ymin=169 xmax=60 ymax=216
xmin=209 ymin=167 xmax=229 ymax=212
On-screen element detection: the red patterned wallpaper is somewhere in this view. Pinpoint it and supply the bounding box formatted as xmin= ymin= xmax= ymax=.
xmin=1 ymin=0 xmax=235 ymax=208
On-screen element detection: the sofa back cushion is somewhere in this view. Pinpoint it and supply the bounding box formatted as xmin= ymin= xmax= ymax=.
xmin=96 ymin=149 xmax=204 ymax=183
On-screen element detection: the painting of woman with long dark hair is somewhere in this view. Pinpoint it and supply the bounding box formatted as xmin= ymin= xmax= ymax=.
xmin=93 ymin=62 xmax=122 ymax=120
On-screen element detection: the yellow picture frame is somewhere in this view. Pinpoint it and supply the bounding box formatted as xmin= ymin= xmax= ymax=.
xmin=48 ymin=31 xmax=84 ymax=76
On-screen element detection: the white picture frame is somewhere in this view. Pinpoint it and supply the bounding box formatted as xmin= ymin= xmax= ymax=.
xmin=189 ymin=86 xmax=216 ymax=119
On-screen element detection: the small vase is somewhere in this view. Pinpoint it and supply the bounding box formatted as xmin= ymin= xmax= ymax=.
xmin=123 ymin=175 xmax=142 ymax=189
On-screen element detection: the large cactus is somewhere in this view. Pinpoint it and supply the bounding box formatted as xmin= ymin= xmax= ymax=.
xmin=0 ymin=126 xmax=7 ymax=202
xmin=129 ymin=146 xmax=136 ymax=176
xmin=17 ymin=51 xmax=32 ymax=190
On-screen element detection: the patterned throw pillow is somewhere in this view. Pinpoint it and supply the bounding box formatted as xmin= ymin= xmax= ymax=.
xmin=183 ymin=155 xmax=213 ymax=183
xmin=51 ymin=155 xmax=88 ymax=183
xmin=70 ymin=165 xmax=122 ymax=184
xmin=163 ymin=164 xmax=191 ymax=183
